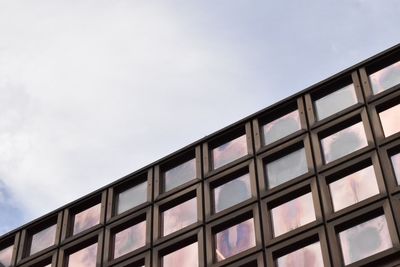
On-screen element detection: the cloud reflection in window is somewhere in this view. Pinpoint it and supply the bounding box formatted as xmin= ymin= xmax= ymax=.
xmin=68 ymin=243 xmax=97 ymax=267
xmin=0 ymin=245 xmax=13 ymax=267
xmin=262 ymin=110 xmax=301 ymax=145
xmin=117 ymin=181 xmax=147 ymax=215
xmin=73 ymin=204 xmax=101 ymax=235
xmin=30 ymin=224 xmax=57 ymax=255
xmin=276 ymin=242 xmax=324 ymax=267
xmin=212 ymin=135 xmax=247 ymax=169
xmin=162 ymin=197 xmax=197 ymax=236
xmin=164 ymin=158 xmax=196 ymax=192
xmin=369 ymin=61 xmax=400 ymax=94
xmin=391 ymin=153 xmax=400 ymax=185
xmin=114 ymin=221 xmax=146 ymax=259
xmin=162 ymin=242 xmax=198 ymax=267
xmin=379 ymin=104 xmax=400 ymax=138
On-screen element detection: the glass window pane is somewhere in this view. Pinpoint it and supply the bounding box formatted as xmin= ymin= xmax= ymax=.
xmin=0 ymin=245 xmax=13 ymax=267
xmin=213 ymin=173 xmax=252 ymax=213
xmin=329 ymin=165 xmax=379 ymax=212
xmin=73 ymin=203 xmax=101 ymax=235
xmin=339 ymin=215 xmax=392 ymax=265
xmin=321 ymin=122 xmax=368 ymax=164
xmin=315 ymin=84 xmax=357 ymax=120
xmin=68 ymin=243 xmax=98 ymax=267
xmin=271 ymin=192 xmax=316 ymax=237
xmin=162 ymin=242 xmax=198 ymax=267
xmin=215 ymin=218 xmax=256 ymax=261
xmin=276 ymin=242 xmax=324 ymax=267
xmin=164 ymin=158 xmax=196 ymax=192
xmin=391 ymin=153 xmax=400 ymax=185
xmin=117 ymin=181 xmax=147 ymax=215
xmin=262 ymin=110 xmax=301 ymax=145
xmin=212 ymin=135 xmax=248 ymax=169
xmin=30 ymin=224 xmax=57 ymax=255
xmin=266 ymin=148 xmax=308 ymax=189
xmin=162 ymin=197 xmax=197 ymax=236
xmin=379 ymin=104 xmax=400 ymax=137
xmin=114 ymin=221 xmax=146 ymax=259
xmin=369 ymin=61 xmax=400 ymax=94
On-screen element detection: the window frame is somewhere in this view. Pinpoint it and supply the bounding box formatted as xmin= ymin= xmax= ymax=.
xmin=19 ymin=250 xmax=57 ymax=267
xmin=109 ymin=251 xmax=151 ymax=267
xmin=222 ymin=252 xmax=264 ymax=267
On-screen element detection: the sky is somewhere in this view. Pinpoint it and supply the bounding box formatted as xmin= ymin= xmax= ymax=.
xmin=0 ymin=0 xmax=400 ymax=236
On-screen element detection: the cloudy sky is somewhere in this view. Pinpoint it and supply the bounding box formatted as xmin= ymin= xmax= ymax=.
xmin=0 ymin=0 xmax=399 ymax=235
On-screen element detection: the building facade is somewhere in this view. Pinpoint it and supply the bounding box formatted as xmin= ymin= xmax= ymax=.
xmin=1 ymin=44 xmax=400 ymax=267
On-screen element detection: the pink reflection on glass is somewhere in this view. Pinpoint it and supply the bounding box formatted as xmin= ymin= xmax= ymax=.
xmin=379 ymin=104 xmax=400 ymax=137
xmin=369 ymin=61 xmax=400 ymax=94
xmin=339 ymin=215 xmax=392 ymax=265
xmin=117 ymin=181 xmax=147 ymax=215
xmin=271 ymin=192 xmax=315 ymax=237
xmin=164 ymin=158 xmax=196 ymax=192
xmin=68 ymin=243 xmax=98 ymax=267
xmin=114 ymin=221 xmax=146 ymax=259
xmin=213 ymin=173 xmax=251 ymax=213
xmin=321 ymin=122 xmax=368 ymax=164
xmin=162 ymin=197 xmax=197 ymax=236
xmin=212 ymin=135 xmax=247 ymax=169
xmin=329 ymin=165 xmax=379 ymax=212
xmin=30 ymin=224 xmax=57 ymax=255
xmin=276 ymin=242 xmax=324 ymax=267
xmin=392 ymin=153 xmax=400 ymax=185
xmin=262 ymin=110 xmax=301 ymax=145
xmin=0 ymin=245 xmax=13 ymax=267
xmin=215 ymin=218 xmax=256 ymax=261
xmin=73 ymin=204 xmax=101 ymax=235
xmin=163 ymin=242 xmax=198 ymax=267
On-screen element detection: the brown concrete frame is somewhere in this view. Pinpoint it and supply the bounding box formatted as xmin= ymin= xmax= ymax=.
xmin=152 ymin=228 xmax=204 ymax=267
xmin=106 ymin=169 xmax=153 ymax=224
xmin=266 ymin=226 xmax=331 ymax=267
xmin=252 ymin=97 xmax=307 ymax=154
xmin=256 ymin=134 xmax=314 ymax=197
xmin=154 ymin=145 xmax=202 ymax=201
xmin=61 ymin=190 xmax=107 ymax=244
xmin=379 ymin=138 xmax=400 ymax=195
xmin=103 ymin=207 xmax=151 ymax=266
xmin=19 ymin=250 xmax=57 ymax=267
xmin=110 ymin=251 xmax=150 ymax=267
xmin=17 ymin=211 xmax=62 ymax=265
xmin=0 ymin=232 xmax=20 ymax=267
xmin=304 ymin=71 xmax=364 ymax=129
xmin=261 ymin=177 xmax=323 ymax=246
xmin=153 ymin=183 xmax=203 ymax=246
xmin=203 ymin=122 xmax=254 ymax=178
xmin=319 ymin=151 xmax=387 ymax=222
xmin=221 ymin=252 xmax=264 ymax=267
xmin=327 ymin=200 xmax=400 ymax=267
xmin=205 ymin=205 xmax=262 ymax=267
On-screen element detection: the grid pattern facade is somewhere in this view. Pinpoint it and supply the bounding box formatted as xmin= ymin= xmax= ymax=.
xmin=1 ymin=44 xmax=400 ymax=267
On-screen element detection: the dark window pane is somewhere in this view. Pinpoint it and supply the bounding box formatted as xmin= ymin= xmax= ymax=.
xmin=262 ymin=110 xmax=301 ymax=145
xmin=329 ymin=165 xmax=379 ymax=212
xmin=68 ymin=243 xmax=97 ymax=267
xmin=215 ymin=218 xmax=256 ymax=261
xmin=164 ymin=158 xmax=196 ymax=192
xmin=392 ymin=153 xmax=400 ymax=185
xmin=314 ymin=84 xmax=357 ymax=120
xmin=212 ymin=135 xmax=247 ymax=169
xmin=369 ymin=61 xmax=400 ymax=94
xmin=276 ymin=242 xmax=324 ymax=267
xmin=321 ymin=122 xmax=368 ymax=163
xmin=0 ymin=245 xmax=13 ymax=267
xmin=162 ymin=242 xmax=198 ymax=267
xmin=30 ymin=224 xmax=57 ymax=255
xmin=114 ymin=221 xmax=146 ymax=259
xmin=117 ymin=181 xmax=147 ymax=214
xmin=379 ymin=104 xmax=400 ymax=137
xmin=271 ymin=192 xmax=315 ymax=237
xmin=73 ymin=203 xmax=101 ymax=235
xmin=266 ymin=148 xmax=308 ymax=189
xmin=339 ymin=215 xmax=392 ymax=265
xmin=162 ymin=197 xmax=197 ymax=236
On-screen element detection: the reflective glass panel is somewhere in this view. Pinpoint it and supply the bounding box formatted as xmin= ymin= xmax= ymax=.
xmin=162 ymin=197 xmax=197 ymax=236
xmin=114 ymin=221 xmax=146 ymax=259
xmin=117 ymin=181 xmax=147 ymax=214
xmin=321 ymin=122 xmax=368 ymax=164
xmin=30 ymin=224 xmax=57 ymax=255
xmin=379 ymin=104 xmax=400 ymax=137
xmin=262 ymin=110 xmax=301 ymax=145
xmin=266 ymin=148 xmax=308 ymax=189
xmin=215 ymin=218 xmax=256 ymax=261
xmin=329 ymin=165 xmax=379 ymax=212
xmin=0 ymin=245 xmax=13 ymax=267
xmin=271 ymin=192 xmax=315 ymax=237
xmin=315 ymin=84 xmax=357 ymax=120
xmin=339 ymin=215 xmax=392 ymax=265
xmin=276 ymin=242 xmax=324 ymax=267
xmin=212 ymin=135 xmax=247 ymax=169
xmin=68 ymin=243 xmax=97 ymax=267
xmin=163 ymin=242 xmax=198 ymax=267
xmin=164 ymin=158 xmax=196 ymax=192
xmin=73 ymin=203 xmax=101 ymax=235
xmin=213 ymin=173 xmax=251 ymax=213
xmin=392 ymin=153 xmax=400 ymax=185
xmin=369 ymin=61 xmax=400 ymax=94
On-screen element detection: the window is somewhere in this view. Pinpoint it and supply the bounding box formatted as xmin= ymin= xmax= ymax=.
xmin=379 ymin=103 xmax=400 ymax=138
xmin=276 ymin=242 xmax=324 ymax=267
xmin=67 ymin=243 xmax=98 ymax=267
xmin=163 ymin=158 xmax=196 ymax=192
xmin=162 ymin=197 xmax=197 ymax=236
xmin=73 ymin=204 xmax=101 ymax=235
xmin=212 ymin=134 xmax=248 ymax=169
xmin=162 ymin=242 xmax=199 ymax=267
xmin=369 ymin=60 xmax=400 ymax=94
xmin=29 ymin=224 xmax=57 ymax=255
xmin=117 ymin=181 xmax=147 ymax=215
xmin=262 ymin=110 xmax=301 ymax=145
xmin=0 ymin=245 xmax=13 ymax=267
xmin=391 ymin=153 xmax=400 ymax=184
xmin=113 ymin=221 xmax=146 ymax=259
